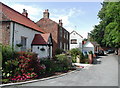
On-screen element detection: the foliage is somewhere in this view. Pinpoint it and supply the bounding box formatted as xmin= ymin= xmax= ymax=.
xmin=2 ymin=45 xmax=17 ymax=64
xmin=40 ymin=59 xmax=58 ymax=73
xmin=2 ymin=51 xmax=47 ymax=83
xmin=0 ymin=44 xmax=2 ymax=68
xmin=89 ymin=51 xmax=93 ymax=54
xmin=69 ymin=48 xmax=81 ymax=63
xmin=55 ymin=54 xmax=72 ymax=71
xmin=55 ymin=48 xmax=64 ymax=55
xmin=90 ymin=2 xmax=120 ymax=48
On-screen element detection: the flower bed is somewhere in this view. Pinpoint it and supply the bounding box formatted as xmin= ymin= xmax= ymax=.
xmin=1 ymin=45 xmax=73 ymax=84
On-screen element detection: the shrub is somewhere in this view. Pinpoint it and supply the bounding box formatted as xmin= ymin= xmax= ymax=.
xmin=80 ymin=53 xmax=89 ymax=64
xmin=40 ymin=59 xmax=57 ymax=73
xmin=89 ymin=51 xmax=93 ymax=54
xmin=0 ymin=44 xmax=2 ymax=68
xmin=55 ymin=54 xmax=72 ymax=71
xmin=69 ymin=48 xmax=82 ymax=63
xmin=55 ymin=48 xmax=64 ymax=55
xmin=2 ymin=51 xmax=46 ymax=83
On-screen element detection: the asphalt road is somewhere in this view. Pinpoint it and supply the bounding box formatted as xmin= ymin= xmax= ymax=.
xmin=1 ymin=54 xmax=119 ymax=87
xmin=20 ymin=54 xmax=118 ymax=86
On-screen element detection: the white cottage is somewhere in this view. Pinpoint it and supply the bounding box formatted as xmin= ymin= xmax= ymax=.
xmin=31 ymin=33 xmax=53 ymax=58
xmin=0 ymin=2 xmax=53 ymax=58
xmin=70 ymin=30 xmax=83 ymax=51
xmin=82 ymin=41 xmax=99 ymax=54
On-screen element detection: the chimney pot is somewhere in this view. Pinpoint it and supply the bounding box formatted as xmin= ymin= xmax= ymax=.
xmin=22 ymin=9 xmax=28 ymax=17
xmin=43 ymin=9 xmax=49 ymax=19
xmin=59 ymin=19 xmax=63 ymax=27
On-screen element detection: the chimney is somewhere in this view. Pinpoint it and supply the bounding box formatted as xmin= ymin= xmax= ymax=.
xmin=59 ymin=19 xmax=63 ymax=27
xmin=22 ymin=9 xmax=28 ymax=17
xmin=43 ymin=9 xmax=49 ymax=19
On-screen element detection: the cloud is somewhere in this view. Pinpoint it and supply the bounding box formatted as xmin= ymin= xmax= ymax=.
xmin=50 ymin=8 xmax=85 ymax=30
xmin=9 ymin=3 xmax=43 ymax=22
xmin=4 ymin=3 xmax=88 ymax=38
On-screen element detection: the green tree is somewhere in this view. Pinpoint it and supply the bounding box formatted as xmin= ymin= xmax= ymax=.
xmin=90 ymin=2 xmax=120 ymax=48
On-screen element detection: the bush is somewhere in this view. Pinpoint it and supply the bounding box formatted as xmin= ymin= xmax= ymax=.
xmin=55 ymin=54 xmax=72 ymax=71
xmin=55 ymin=48 xmax=64 ymax=55
xmin=69 ymin=48 xmax=82 ymax=63
xmin=89 ymin=51 xmax=93 ymax=54
xmin=0 ymin=44 xmax=2 ymax=68
xmin=40 ymin=59 xmax=57 ymax=73
xmin=80 ymin=53 xmax=89 ymax=64
xmin=2 ymin=51 xmax=46 ymax=83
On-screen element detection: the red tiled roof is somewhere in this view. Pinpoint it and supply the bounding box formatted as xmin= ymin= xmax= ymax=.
xmin=32 ymin=33 xmax=50 ymax=45
xmin=0 ymin=2 xmax=44 ymax=33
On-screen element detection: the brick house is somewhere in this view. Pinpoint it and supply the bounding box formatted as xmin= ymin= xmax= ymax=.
xmin=36 ymin=9 xmax=70 ymax=56
xmin=0 ymin=3 xmax=53 ymax=58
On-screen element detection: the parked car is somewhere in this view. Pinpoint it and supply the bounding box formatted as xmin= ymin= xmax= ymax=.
xmin=107 ymin=49 xmax=114 ymax=54
xmin=98 ymin=50 xmax=104 ymax=56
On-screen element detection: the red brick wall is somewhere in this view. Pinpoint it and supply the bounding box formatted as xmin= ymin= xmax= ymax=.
xmin=36 ymin=18 xmax=59 ymax=56
xmin=36 ymin=18 xmax=69 ymax=56
xmin=1 ymin=22 xmax=10 ymax=45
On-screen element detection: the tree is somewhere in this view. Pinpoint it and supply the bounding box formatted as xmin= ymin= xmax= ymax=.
xmin=90 ymin=2 xmax=120 ymax=48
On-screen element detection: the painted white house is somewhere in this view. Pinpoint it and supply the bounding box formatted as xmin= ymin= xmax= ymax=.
xmin=0 ymin=2 xmax=53 ymax=58
xmin=82 ymin=41 xmax=94 ymax=54
xmin=70 ymin=30 xmax=83 ymax=51
xmin=82 ymin=41 xmax=99 ymax=54
xmin=31 ymin=33 xmax=53 ymax=58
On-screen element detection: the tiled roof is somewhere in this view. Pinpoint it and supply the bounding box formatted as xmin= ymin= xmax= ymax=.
xmin=36 ymin=18 xmax=69 ymax=33
xmin=0 ymin=2 xmax=44 ymax=33
xmin=31 ymin=33 xmax=50 ymax=45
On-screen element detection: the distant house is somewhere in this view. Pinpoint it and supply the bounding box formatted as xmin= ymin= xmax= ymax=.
xmin=0 ymin=2 xmax=53 ymax=58
xmin=82 ymin=41 xmax=99 ymax=54
xmin=36 ymin=9 xmax=70 ymax=56
xmin=70 ymin=30 xmax=83 ymax=51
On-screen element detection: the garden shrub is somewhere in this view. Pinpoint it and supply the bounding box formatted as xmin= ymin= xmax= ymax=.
xmin=80 ymin=53 xmax=89 ymax=63
xmin=55 ymin=54 xmax=72 ymax=71
xmin=55 ymin=48 xmax=64 ymax=55
xmin=2 ymin=51 xmax=46 ymax=83
xmin=69 ymin=48 xmax=82 ymax=63
xmin=0 ymin=44 xmax=2 ymax=68
xmin=40 ymin=59 xmax=57 ymax=73
xmin=89 ymin=51 xmax=93 ymax=54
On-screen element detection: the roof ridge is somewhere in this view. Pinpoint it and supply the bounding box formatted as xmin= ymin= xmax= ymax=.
xmin=1 ymin=2 xmax=44 ymax=33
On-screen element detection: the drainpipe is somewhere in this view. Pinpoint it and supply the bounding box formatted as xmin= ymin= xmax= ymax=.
xmin=12 ymin=22 xmax=15 ymax=50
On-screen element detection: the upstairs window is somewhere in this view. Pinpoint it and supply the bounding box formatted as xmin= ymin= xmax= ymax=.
xmin=71 ymin=39 xmax=77 ymax=44
xmin=60 ymin=27 xmax=62 ymax=37
xmin=64 ymin=31 xmax=66 ymax=38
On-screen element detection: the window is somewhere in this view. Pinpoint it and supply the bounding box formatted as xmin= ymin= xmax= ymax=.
xmin=60 ymin=41 xmax=62 ymax=49
xmin=64 ymin=31 xmax=66 ymax=38
xmin=64 ymin=43 xmax=66 ymax=50
xmin=21 ymin=36 xmax=27 ymax=51
xmin=60 ymin=27 xmax=62 ymax=37
xmin=71 ymin=39 xmax=77 ymax=44
xmin=67 ymin=32 xmax=69 ymax=40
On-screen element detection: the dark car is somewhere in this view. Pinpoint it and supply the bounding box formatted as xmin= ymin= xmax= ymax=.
xmin=107 ymin=49 xmax=114 ymax=54
xmin=98 ymin=50 xmax=104 ymax=56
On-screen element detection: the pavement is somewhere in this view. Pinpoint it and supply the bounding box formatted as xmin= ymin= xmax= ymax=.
xmin=1 ymin=54 xmax=119 ymax=87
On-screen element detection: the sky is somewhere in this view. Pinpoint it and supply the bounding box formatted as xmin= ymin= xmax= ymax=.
xmin=1 ymin=1 xmax=102 ymax=38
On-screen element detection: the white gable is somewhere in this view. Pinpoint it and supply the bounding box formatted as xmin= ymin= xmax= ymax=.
xmin=70 ymin=31 xmax=83 ymax=50
xmin=84 ymin=41 xmax=94 ymax=47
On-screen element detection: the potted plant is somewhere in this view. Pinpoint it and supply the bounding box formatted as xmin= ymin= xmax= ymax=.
xmin=40 ymin=47 xmax=45 ymax=51
xmin=16 ymin=43 xmax=22 ymax=47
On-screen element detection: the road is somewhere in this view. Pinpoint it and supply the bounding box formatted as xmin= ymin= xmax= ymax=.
xmin=2 ymin=54 xmax=119 ymax=87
